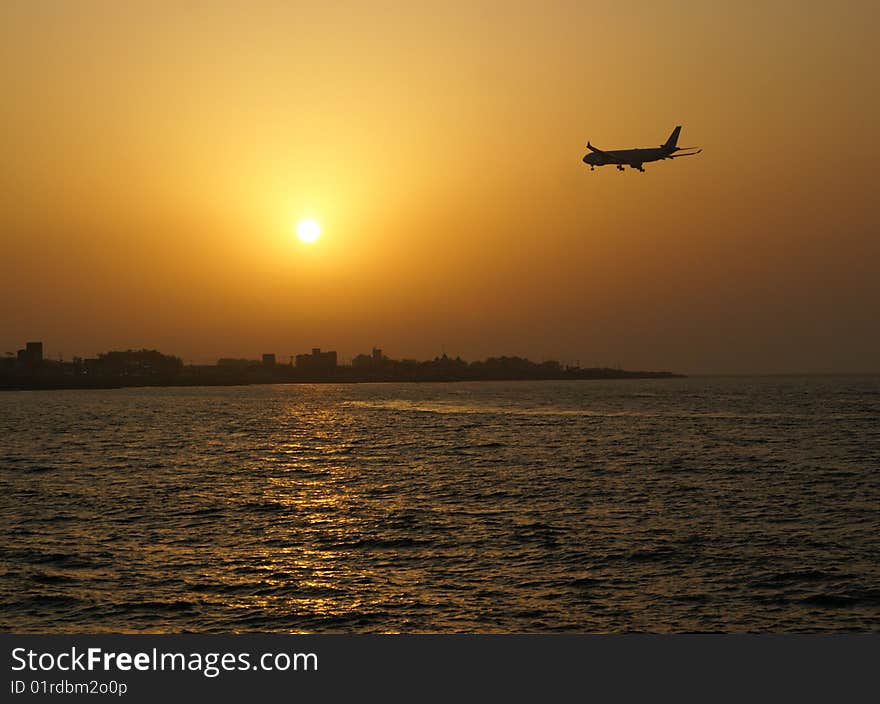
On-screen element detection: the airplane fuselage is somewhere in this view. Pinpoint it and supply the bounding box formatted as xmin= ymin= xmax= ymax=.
xmin=582 ymin=147 xmax=670 ymax=168
xmin=582 ymin=126 xmax=701 ymax=172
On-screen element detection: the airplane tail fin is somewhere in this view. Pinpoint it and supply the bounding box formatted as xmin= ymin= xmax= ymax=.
xmin=663 ymin=126 xmax=682 ymax=150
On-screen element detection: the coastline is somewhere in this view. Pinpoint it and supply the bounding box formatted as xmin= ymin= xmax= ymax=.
xmin=0 ymin=368 xmax=684 ymax=392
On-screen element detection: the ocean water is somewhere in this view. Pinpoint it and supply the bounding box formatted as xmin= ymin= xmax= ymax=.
xmin=1 ymin=377 xmax=878 ymax=633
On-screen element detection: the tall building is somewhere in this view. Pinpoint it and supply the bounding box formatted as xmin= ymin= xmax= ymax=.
xmin=262 ymin=353 xmax=276 ymax=367
xmin=26 ymin=342 xmax=43 ymax=362
xmin=295 ymin=348 xmax=337 ymax=374
xmin=353 ymin=347 xmax=387 ymax=368
xmin=15 ymin=341 xmax=43 ymax=369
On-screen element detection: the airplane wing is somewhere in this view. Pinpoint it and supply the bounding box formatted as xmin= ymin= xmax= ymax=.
xmin=587 ymin=142 xmax=629 ymax=164
xmin=667 ymin=149 xmax=702 ymax=159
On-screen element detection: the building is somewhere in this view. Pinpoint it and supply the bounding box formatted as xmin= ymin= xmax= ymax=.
xmin=14 ymin=341 xmax=43 ymax=369
xmin=93 ymin=349 xmax=183 ymax=376
xmin=262 ymin=353 xmax=276 ymax=367
xmin=26 ymin=342 xmax=43 ymax=362
xmin=353 ymin=347 xmax=386 ymax=368
xmin=295 ymin=348 xmax=338 ymax=374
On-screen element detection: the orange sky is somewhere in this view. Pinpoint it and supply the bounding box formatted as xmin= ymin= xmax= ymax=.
xmin=2 ymin=1 xmax=877 ymax=373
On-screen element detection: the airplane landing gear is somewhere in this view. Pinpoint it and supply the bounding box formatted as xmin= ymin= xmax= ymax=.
xmin=616 ymin=165 xmax=625 ymax=171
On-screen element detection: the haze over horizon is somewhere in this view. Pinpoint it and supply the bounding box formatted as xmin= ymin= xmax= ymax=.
xmin=2 ymin=1 xmax=878 ymax=375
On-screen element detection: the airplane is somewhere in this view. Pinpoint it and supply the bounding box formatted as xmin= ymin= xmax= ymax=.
xmin=582 ymin=125 xmax=701 ymax=172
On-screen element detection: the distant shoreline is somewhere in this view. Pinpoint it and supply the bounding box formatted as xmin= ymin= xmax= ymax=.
xmin=0 ymin=370 xmax=684 ymax=392
xmin=1 ymin=347 xmax=683 ymax=391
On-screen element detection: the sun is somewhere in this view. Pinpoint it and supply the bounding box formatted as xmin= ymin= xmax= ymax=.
xmin=295 ymin=218 xmax=321 ymax=243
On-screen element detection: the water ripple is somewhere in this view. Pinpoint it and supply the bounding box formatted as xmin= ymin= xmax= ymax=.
xmin=1 ymin=377 xmax=878 ymax=632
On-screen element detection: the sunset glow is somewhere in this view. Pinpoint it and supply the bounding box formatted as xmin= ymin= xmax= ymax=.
xmin=296 ymin=219 xmax=321 ymax=244
xmin=1 ymin=2 xmax=877 ymax=373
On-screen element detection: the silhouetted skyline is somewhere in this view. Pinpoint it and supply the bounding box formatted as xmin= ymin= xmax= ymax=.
xmin=0 ymin=340 xmax=680 ymax=390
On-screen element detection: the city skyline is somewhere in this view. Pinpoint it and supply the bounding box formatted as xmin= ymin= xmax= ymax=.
xmin=2 ymin=338 xmax=682 ymax=391
xmin=1 ymin=339 xmax=661 ymax=372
